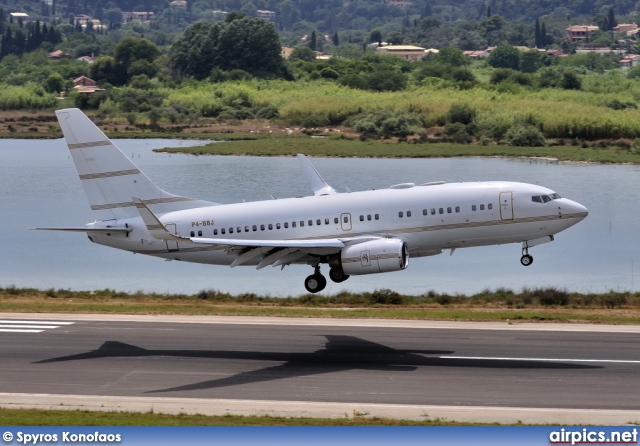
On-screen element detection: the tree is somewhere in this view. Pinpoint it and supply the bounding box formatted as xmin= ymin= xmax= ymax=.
xmin=607 ymin=7 xmax=617 ymax=31
xmin=169 ymin=17 xmax=286 ymax=80
xmin=386 ymin=31 xmax=403 ymax=45
xmin=369 ymin=28 xmax=382 ymax=45
xmin=110 ymin=37 xmax=159 ymax=85
xmin=434 ymin=47 xmax=470 ymax=66
xmin=561 ymin=71 xmax=581 ymax=90
xmin=44 ymin=73 xmax=65 ymax=94
xmin=289 ymin=45 xmax=316 ymax=61
xmin=487 ymin=44 xmax=521 ymax=70
xmin=308 ymin=30 xmax=317 ymax=50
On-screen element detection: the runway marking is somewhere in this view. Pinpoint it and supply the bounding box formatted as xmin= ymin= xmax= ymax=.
xmin=440 ymin=356 xmax=640 ymax=364
xmin=0 ymin=320 xmax=74 ymax=333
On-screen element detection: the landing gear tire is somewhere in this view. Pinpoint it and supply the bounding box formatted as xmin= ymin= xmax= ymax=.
xmin=304 ymin=273 xmax=327 ymax=293
xmin=520 ymin=254 xmax=533 ymax=266
xmin=329 ymin=267 xmax=350 ymax=283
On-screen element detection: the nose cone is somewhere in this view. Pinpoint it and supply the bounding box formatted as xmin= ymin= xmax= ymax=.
xmin=563 ymin=198 xmax=589 ymax=220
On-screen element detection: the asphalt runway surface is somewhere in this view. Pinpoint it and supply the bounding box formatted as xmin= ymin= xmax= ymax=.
xmin=1 ymin=314 xmax=639 ymax=423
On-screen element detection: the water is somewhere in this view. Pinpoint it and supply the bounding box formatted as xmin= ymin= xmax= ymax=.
xmin=1 ymin=138 xmax=637 ymax=296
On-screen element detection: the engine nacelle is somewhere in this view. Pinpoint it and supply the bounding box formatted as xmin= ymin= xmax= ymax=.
xmin=341 ymin=239 xmax=408 ymax=275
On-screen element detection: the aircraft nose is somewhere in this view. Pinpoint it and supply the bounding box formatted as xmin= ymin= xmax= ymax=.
xmin=563 ymin=199 xmax=589 ymax=219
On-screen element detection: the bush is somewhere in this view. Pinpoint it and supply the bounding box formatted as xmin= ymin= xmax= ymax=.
xmin=503 ymin=124 xmax=546 ymax=147
xmin=350 ymin=110 xmax=422 ymax=139
xmin=368 ymin=289 xmax=404 ymax=305
xmin=446 ymin=103 xmax=476 ymax=125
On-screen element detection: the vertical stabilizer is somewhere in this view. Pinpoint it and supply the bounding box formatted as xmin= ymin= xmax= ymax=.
xmin=55 ymin=108 xmax=215 ymax=221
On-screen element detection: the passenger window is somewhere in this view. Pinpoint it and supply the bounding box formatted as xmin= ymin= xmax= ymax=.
xmin=375 ymin=214 xmax=379 ymax=220
xmin=190 ymin=231 xmax=195 ymax=237
xmin=276 ymin=223 xmax=281 ymax=229
xmin=472 ymin=205 xmax=477 ymax=211
xmin=198 ymin=230 xmax=202 ymax=237
xmin=343 ymin=216 xmax=348 ymax=223
xmin=488 ymin=203 xmax=493 ymax=210
xmin=292 ymin=221 xmax=296 ymax=228
xmin=260 ymin=224 xmax=265 ymax=231
xmin=244 ymin=226 xmax=249 ymax=232
xmin=308 ymin=220 xmax=313 ymax=226
xmin=360 ymin=215 xmax=364 ymax=221
xmin=325 ymin=218 xmax=329 ymax=224
xmin=407 ymin=211 xmax=412 ymax=217
xmin=284 ymin=222 xmax=289 ymax=228
xmin=423 ymin=209 xmax=428 ymax=216
xmin=439 ymin=208 xmax=443 ymax=214
xmin=399 ymin=212 xmax=403 ymax=218
xmin=334 ymin=217 xmax=339 ymax=224
xmin=367 ymin=215 xmax=372 ymax=221
xmin=300 ymin=221 xmax=305 ymax=227
xmin=213 ymin=229 xmax=218 ymax=235
xmin=455 ymin=206 xmax=460 ymax=213
xmin=253 ymin=225 xmax=257 ymax=231
xmin=447 ymin=207 xmax=452 ymax=214
xmin=268 ymin=224 xmax=273 ymax=230
xmin=431 ymin=209 xmax=435 ymax=215
xmin=316 ymin=219 xmax=321 ymax=225
xmin=221 ymin=228 xmax=225 ymax=234
xmin=480 ymin=204 xmax=485 ymax=210
xmin=229 ymin=227 xmax=234 ymax=234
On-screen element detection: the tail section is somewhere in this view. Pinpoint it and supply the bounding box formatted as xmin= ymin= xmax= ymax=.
xmin=55 ymin=108 xmax=216 ymax=221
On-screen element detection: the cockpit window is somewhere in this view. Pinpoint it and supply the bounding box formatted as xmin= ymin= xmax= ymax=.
xmin=532 ymin=193 xmax=561 ymax=203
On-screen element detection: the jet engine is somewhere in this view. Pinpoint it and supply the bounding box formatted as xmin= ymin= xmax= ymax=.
xmin=340 ymin=239 xmax=408 ymax=275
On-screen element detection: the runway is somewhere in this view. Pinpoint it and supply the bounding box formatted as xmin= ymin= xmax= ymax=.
xmin=1 ymin=313 xmax=639 ymax=424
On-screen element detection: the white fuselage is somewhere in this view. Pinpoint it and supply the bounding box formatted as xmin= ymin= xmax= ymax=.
xmin=87 ymin=180 xmax=588 ymax=266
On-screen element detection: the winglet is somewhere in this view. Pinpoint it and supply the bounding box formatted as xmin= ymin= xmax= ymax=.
xmin=133 ymin=197 xmax=185 ymax=242
xmin=297 ymin=154 xmax=337 ymax=196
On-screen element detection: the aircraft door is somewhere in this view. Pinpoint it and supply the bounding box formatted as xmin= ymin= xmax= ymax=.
xmin=499 ymin=192 xmax=514 ymax=220
xmin=165 ymin=223 xmax=179 ymax=251
xmin=340 ymin=213 xmax=352 ymax=231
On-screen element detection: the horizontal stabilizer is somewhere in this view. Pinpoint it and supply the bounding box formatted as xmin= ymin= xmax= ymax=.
xmin=30 ymin=227 xmax=131 ymax=234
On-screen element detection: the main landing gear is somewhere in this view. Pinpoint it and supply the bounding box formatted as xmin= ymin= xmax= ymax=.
xmin=304 ymin=265 xmax=350 ymax=293
xmin=520 ymin=245 xmax=534 ymax=266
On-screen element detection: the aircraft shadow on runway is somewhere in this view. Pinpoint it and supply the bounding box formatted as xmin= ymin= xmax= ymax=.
xmin=36 ymin=335 xmax=600 ymax=393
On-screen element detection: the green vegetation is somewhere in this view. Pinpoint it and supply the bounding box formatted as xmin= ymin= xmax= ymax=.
xmin=6 ymin=2 xmax=640 ymax=158
xmin=155 ymin=131 xmax=640 ymax=165
xmin=0 ymin=408 xmax=478 ymax=426
xmin=2 ymin=286 xmax=640 ymax=324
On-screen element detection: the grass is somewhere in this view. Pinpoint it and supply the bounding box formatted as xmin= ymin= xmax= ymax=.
xmin=155 ymin=133 xmax=640 ymax=164
xmin=2 ymin=287 xmax=640 ymax=324
xmin=0 ymin=408 xmax=479 ymax=426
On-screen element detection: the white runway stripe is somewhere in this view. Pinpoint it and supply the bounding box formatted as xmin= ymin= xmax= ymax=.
xmin=0 ymin=320 xmax=74 ymax=333
xmin=0 ymin=329 xmax=44 ymax=333
xmin=440 ymin=356 xmax=640 ymax=364
xmin=0 ymin=320 xmax=74 ymax=325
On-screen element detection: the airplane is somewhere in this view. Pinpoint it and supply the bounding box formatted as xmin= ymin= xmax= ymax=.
xmin=36 ymin=108 xmax=588 ymax=294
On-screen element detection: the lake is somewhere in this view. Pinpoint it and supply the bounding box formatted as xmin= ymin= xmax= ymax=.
xmin=0 ymin=138 xmax=637 ymax=296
